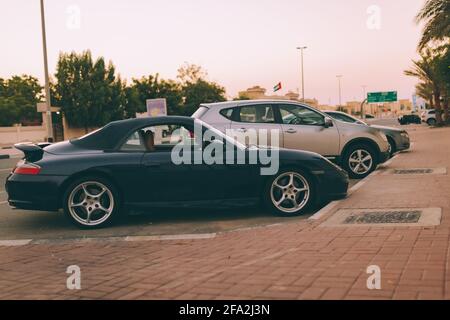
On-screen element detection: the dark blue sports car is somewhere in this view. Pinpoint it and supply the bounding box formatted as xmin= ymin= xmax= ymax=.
xmin=5 ymin=116 xmax=348 ymax=229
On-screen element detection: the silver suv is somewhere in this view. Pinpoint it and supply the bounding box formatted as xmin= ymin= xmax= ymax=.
xmin=193 ymin=100 xmax=390 ymax=179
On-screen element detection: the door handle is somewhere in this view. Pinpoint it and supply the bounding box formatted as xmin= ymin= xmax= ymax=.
xmin=285 ymin=128 xmax=297 ymax=134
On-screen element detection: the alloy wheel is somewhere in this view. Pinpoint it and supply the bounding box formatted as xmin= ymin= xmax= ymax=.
xmin=348 ymin=149 xmax=373 ymax=175
xmin=68 ymin=181 xmax=114 ymax=227
xmin=270 ymin=172 xmax=310 ymax=214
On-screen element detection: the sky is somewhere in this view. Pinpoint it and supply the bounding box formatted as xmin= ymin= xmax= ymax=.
xmin=0 ymin=0 xmax=426 ymax=105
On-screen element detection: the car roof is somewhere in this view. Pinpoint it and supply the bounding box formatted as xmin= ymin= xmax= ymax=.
xmin=201 ymin=99 xmax=313 ymax=109
xmin=71 ymin=116 xmax=193 ymax=150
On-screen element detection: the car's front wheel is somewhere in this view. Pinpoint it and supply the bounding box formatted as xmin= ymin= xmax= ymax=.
xmin=263 ymin=169 xmax=314 ymax=216
xmin=427 ymin=118 xmax=436 ymax=126
xmin=387 ymin=137 xmax=396 ymax=157
xmin=343 ymin=144 xmax=377 ymax=179
xmin=63 ymin=176 xmax=121 ymax=229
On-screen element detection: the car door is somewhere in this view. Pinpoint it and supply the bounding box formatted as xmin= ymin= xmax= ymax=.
xmin=276 ymin=103 xmax=340 ymax=156
xmin=229 ymin=104 xmax=283 ymax=148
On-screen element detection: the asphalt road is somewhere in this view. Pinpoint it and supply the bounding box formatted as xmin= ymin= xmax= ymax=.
xmin=0 ymin=116 xmax=407 ymax=241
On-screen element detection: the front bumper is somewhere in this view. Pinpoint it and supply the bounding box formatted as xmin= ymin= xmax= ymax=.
xmin=396 ymin=136 xmax=411 ymax=152
xmin=378 ymin=151 xmax=390 ymax=164
xmin=5 ymin=173 xmax=66 ymax=211
xmin=314 ymin=166 xmax=349 ymax=202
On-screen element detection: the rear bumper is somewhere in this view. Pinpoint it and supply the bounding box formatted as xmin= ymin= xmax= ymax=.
xmin=5 ymin=173 xmax=66 ymax=211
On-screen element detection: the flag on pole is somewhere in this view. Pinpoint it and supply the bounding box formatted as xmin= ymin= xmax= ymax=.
xmin=273 ymin=82 xmax=282 ymax=92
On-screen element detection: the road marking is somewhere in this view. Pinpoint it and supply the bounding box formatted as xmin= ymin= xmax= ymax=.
xmin=0 ymin=168 xmax=12 ymax=172
xmin=0 ymin=239 xmax=32 ymax=246
xmin=125 ymin=233 xmax=216 ymax=241
xmin=0 ymin=233 xmax=217 ymax=246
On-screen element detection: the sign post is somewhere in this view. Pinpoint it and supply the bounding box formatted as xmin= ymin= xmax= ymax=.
xmin=367 ymin=91 xmax=397 ymax=103
xmin=361 ymin=91 xmax=398 ymax=119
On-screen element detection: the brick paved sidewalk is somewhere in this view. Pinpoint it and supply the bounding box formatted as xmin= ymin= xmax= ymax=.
xmin=1 ymin=125 xmax=449 ymax=300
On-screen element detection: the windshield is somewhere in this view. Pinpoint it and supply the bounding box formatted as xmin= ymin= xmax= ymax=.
xmin=194 ymin=119 xmax=246 ymax=150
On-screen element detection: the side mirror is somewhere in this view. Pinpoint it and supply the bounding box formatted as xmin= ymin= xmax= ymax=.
xmin=324 ymin=117 xmax=334 ymax=128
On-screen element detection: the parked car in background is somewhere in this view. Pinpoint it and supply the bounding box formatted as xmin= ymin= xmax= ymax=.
xmin=193 ymin=100 xmax=390 ymax=179
xmin=6 ymin=116 xmax=349 ymax=228
xmin=324 ymin=111 xmax=410 ymax=156
xmin=398 ymin=114 xmax=421 ymax=125
xmin=421 ymin=109 xmax=437 ymax=126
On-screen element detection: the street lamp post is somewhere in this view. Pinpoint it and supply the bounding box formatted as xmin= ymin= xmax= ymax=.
xmin=40 ymin=0 xmax=54 ymax=142
xmin=336 ymin=75 xmax=343 ymax=109
xmin=361 ymin=85 xmax=367 ymax=119
xmin=296 ymin=46 xmax=307 ymax=102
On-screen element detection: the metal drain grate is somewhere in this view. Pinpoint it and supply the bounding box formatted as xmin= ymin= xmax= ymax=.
xmin=394 ymin=169 xmax=433 ymax=175
xmin=320 ymin=208 xmax=442 ymax=227
xmin=383 ymin=167 xmax=447 ymax=175
xmin=343 ymin=210 xmax=421 ymax=224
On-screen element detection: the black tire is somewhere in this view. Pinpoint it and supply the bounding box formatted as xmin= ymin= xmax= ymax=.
xmin=262 ymin=168 xmax=315 ymax=217
xmin=387 ymin=137 xmax=396 ymax=157
xmin=342 ymin=143 xmax=377 ymax=179
xmin=427 ymin=118 xmax=436 ymax=126
xmin=63 ymin=176 xmax=122 ymax=229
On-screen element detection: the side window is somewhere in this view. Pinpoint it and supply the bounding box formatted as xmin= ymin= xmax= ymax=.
xmin=120 ymin=131 xmax=146 ymax=151
xmin=237 ymin=105 xmax=275 ymax=123
xmin=279 ymin=104 xmax=324 ymax=126
xmin=120 ymin=124 xmax=197 ymax=152
xmin=332 ymin=113 xmax=355 ymax=123
xmin=220 ymin=108 xmax=234 ymax=120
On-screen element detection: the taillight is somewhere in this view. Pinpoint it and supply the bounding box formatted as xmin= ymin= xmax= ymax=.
xmin=13 ymin=162 xmax=41 ymax=175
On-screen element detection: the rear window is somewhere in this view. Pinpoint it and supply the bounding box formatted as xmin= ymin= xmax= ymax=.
xmin=191 ymin=106 xmax=209 ymax=118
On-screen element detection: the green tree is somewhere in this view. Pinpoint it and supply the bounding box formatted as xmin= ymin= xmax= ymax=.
xmin=130 ymin=74 xmax=183 ymax=115
xmin=177 ymin=63 xmax=227 ymax=116
xmin=0 ymin=75 xmax=43 ymax=126
xmin=416 ymin=0 xmax=450 ymax=50
xmin=182 ymin=79 xmax=226 ymax=116
xmin=54 ymin=51 xmax=124 ymax=132
xmin=405 ymin=50 xmax=445 ymax=124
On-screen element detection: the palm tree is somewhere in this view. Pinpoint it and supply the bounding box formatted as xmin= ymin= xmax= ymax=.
xmin=404 ymin=51 xmax=444 ymax=124
xmin=415 ymin=82 xmax=434 ymax=108
xmin=416 ymin=0 xmax=450 ymax=50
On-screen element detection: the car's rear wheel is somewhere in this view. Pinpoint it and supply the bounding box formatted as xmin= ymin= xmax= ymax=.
xmin=343 ymin=144 xmax=377 ymax=179
xmin=263 ymin=169 xmax=314 ymax=216
xmin=427 ymin=118 xmax=436 ymax=126
xmin=63 ymin=176 xmax=121 ymax=229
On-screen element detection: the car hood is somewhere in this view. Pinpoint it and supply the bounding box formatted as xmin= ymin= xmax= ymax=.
xmin=369 ymin=125 xmax=403 ymax=133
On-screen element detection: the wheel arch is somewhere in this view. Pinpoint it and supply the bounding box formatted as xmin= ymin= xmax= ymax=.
xmin=58 ymin=169 xmax=123 ymax=209
xmin=341 ymin=138 xmax=381 ymax=164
